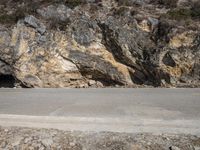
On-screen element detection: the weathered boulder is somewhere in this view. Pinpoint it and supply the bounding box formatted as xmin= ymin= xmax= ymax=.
xmin=71 ymin=17 xmax=96 ymax=46
xmin=9 ymin=22 xmax=85 ymax=87
xmin=68 ymin=50 xmax=133 ymax=85
xmin=99 ymin=16 xmax=147 ymax=67
xmin=24 ymin=15 xmax=46 ymax=34
xmin=0 ymin=61 xmax=12 ymax=75
xmin=37 ymin=4 xmax=72 ymax=22
xmin=0 ymin=28 xmax=13 ymax=64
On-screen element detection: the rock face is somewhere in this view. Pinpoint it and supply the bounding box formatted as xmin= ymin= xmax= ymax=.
xmin=0 ymin=0 xmax=199 ymax=87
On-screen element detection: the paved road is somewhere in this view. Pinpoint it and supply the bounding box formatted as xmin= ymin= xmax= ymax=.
xmin=0 ymin=88 xmax=200 ymax=134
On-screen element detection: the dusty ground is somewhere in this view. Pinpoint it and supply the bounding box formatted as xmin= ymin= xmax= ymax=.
xmin=0 ymin=126 xmax=200 ymax=150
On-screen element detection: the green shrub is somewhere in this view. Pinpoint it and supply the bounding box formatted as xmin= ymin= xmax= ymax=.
xmin=158 ymin=0 xmax=178 ymax=8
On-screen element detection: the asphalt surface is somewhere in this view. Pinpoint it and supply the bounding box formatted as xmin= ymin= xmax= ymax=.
xmin=0 ymin=88 xmax=200 ymax=134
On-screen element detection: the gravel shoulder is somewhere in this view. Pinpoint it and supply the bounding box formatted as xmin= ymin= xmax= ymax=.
xmin=0 ymin=126 xmax=200 ymax=150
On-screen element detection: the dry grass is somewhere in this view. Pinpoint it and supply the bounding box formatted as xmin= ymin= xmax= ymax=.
xmin=0 ymin=0 xmax=87 ymax=25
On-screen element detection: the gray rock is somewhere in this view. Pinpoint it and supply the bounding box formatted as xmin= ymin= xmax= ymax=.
xmin=71 ymin=17 xmax=96 ymax=45
xmin=89 ymin=80 xmax=96 ymax=86
xmin=24 ymin=137 xmax=32 ymax=144
xmin=99 ymin=16 xmax=145 ymax=67
xmin=195 ymin=146 xmax=200 ymax=150
xmin=38 ymin=35 xmax=47 ymax=43
xmin=41 ymin=138 xmax=53 ymax=147
xmin=37 ymin=4 xmax=72 ymax=22
xmin=169 ymin=146 xmax=181 ymax=150
xmin=0 ymin=61 xmax=12 ymax=75
xmin=148 ymin=17 xmax=159 ymax=29
xmin=96 ymin=81 xmax=104 ymax=87
xmin=0 ymin=30 xmax=13 ymax=64
xmin=22 ymin=75 xmax=42 ymax=87
xmin=24 ymin=15 xmax=46 ymax=34
xmin=0 ymin=141 xmax=7 ymax=148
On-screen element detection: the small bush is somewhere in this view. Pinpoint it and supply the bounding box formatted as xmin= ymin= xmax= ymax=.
xmin=0 ymin=6 xmax=28 ymax=25
xmin=0 ymin=14 xmax=16 ymax=24
xmin=0 ymin=0 xmax=87 ymax=25
xmin=115 ymin=0 xmax=143 ymax=6
xmin=166 ymin=8 xmax=192 ymax=20
xmin=159 ymin=0 xmax=178 ymax=8
xmin=113 ymin=6 xmax=129 ymax=16
xmin=164 ymin=4 xmax=200 ymax=21
xmin=0 ymin=0 xmax=40 ymax=25
xmin=115 ymin=0 xmax=131 ymax=6
xmin=64 ymin=0 xmax=87 ymax=8
xmin=191 ymin=1 xmax=200 ymax=19
xmin=150 ymin=0 xmax=178 ymax=8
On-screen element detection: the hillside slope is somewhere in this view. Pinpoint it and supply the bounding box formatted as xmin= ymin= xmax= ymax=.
xmin=0 ymin=0 xmax=199 ymax=88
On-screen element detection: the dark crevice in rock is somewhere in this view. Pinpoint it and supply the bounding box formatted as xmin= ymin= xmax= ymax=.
xmin=128 ymin=69 xmax=146 ymax=85
xmin=128 ymin=61 xmax=171 ymax=87
xmin=0 ymin=75 xmax=15 ymax=88
xmin=142 ymin=60 xmax=171 ymax=86
xmin=152 ymin=19 xmax=173 ymax=45
xmin=82 ymin=70 xmax=124 ymax=87
xmin=162 ymin=52 xmax=176 ymax=67
xmin=0 ymin=58 xmax=10 ymax=66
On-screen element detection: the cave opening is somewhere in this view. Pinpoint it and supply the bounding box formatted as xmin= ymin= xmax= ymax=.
xmin=0 ymin=75 xmax=15 ymax=88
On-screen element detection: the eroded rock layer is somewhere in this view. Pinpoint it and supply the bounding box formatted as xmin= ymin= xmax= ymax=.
xmin=0 ymin=0 xmax=199 ymax=87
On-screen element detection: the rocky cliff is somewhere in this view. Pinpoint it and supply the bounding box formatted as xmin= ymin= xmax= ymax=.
xmin=0 ymin=0 xmax=199 ymax=88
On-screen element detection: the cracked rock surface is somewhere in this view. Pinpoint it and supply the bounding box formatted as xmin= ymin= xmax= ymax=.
xmin=0 ymin=0 xmax=199 ymax=88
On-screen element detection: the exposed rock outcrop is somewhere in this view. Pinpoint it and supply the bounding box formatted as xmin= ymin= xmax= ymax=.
xmin=0 ymin=0 xmax=199 ymax=87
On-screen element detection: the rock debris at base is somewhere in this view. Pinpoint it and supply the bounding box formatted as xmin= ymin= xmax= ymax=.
xmin=0 ymin=126 xmax=200 ymax=150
